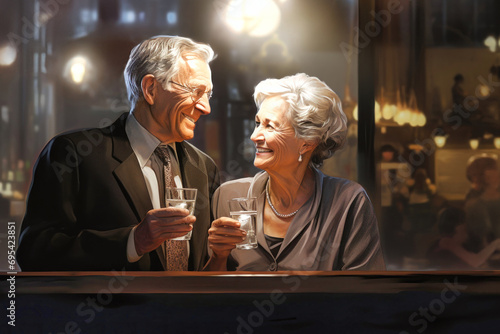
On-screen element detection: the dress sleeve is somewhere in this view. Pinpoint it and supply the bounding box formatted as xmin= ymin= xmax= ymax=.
xmin=340 ymin=190 xmax=386 ymax=270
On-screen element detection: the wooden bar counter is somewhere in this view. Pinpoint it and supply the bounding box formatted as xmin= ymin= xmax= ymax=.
xmin=2 ymin=271 xmax=500 ymax=333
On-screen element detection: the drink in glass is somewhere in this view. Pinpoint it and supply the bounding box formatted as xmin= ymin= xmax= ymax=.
xmin=165 ymin=188 xmax=197 ymax=241
xmin=229 ymin=197 xmax=258 ymax=250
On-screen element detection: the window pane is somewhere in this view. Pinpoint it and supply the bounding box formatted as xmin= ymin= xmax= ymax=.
xmin=374 ymin=0 xmax=500 ymax=270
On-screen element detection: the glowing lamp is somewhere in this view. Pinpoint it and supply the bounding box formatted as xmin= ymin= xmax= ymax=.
xmin=494 ymin=137 xmax=500 ymax=149
xmin=469 ymin=139 xmax=479 ymax=150
xmin=434 ymin=135 xmax=447 ymax=148
xmin=224 ymin=0 xmax=281 ymax=37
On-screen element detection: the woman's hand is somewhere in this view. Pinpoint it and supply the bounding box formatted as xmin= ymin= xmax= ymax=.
xmin=208 ymin=217 xmax=246 ymax=257
xmin=204 ymin=217 xmax=246 ymax=270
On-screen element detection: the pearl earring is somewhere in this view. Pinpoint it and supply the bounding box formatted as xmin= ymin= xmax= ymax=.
xmin=298 ymin=154 xmax=303 ymax=162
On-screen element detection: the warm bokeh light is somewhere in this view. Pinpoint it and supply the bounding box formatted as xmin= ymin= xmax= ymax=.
xmin=478 ymin=84 xmax=490 ymax=98
xmin=394 ymin=108 xmax=411 ymax=126
xmin=382 ymin=104 xmax=397 ymax=120
xmin=0 ymin=44 xmax=17 ymax=66
xmin=374 ymin=101 xmax=381 ymax=123
xmin=71 ymin=60 xmax=86 ymax=83
xmin=434 ymin=135 xmax=447 ymax=148
xmin=224 ymin=0 xmax=281 ymax=37
xmin=416 ymin=112 xmax=426 ymax=127
xmin=469 ymin=138 xmax=479 ymax=150
xmin=65 ymin=56 xmax=89 ymax=84
xmin=352 ymin=101 xmax=381 ymax=122
xmin=409 ymin=111 xmax=419 ymax=127
xmin=484 ymin=35 xmax=497 ymax=52
xmin=494 ymin=137 xmax=500 ymax=149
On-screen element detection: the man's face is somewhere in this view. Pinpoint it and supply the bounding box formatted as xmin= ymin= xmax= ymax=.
xmin=151 ymin=56 xmax=212 ymax=143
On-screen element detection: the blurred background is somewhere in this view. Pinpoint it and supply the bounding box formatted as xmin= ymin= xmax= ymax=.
xmin=1 ymin=0 xmax=499 ymax=270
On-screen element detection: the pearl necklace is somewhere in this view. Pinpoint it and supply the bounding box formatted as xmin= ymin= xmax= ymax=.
xmin=265 ymin=181 xmax=300 ymax=218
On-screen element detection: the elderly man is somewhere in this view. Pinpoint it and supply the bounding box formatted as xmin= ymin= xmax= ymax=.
xmin=17 ymin=36 xmax=220 ymax=271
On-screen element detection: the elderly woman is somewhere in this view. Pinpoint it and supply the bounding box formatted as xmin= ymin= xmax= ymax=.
xmin=204 ymin=73 xmax=385 ymax=271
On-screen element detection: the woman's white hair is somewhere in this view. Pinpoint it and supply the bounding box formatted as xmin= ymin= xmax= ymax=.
xmin=124 ymin=35 xmax=216 ymax=107
xmin=254 ymin=73 xmax=347 ymax=167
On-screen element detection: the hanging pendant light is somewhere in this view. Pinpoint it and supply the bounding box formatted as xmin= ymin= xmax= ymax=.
xmin=469 ymin=138 xmax=479 ymax=150
xmin=494 ymin=137 xmax=500 ymax=149
xmin=434 ymin=135 xmax=447 ymax=148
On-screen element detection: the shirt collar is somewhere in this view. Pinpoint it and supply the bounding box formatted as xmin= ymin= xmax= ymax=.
xmin=125 ymin=112 xmax=179 ymax=167
xmin=125 ymin=112 xmax=160 ymax=168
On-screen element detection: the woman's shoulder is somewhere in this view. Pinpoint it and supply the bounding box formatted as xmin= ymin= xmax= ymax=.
xmin=218 ymin=177 xmax=255 ymax=190
xmin=215 ymin=177 xmax=253 ymax=202
xmin=319 ymin=171 xmax=365 ymax=195
xmin=212 ymin=173 xmax=267 ymax=217
xmin=315 ymin=171 xmax=372 ymax=209
xmin=216 ymin=171 xmax=267 ymax=198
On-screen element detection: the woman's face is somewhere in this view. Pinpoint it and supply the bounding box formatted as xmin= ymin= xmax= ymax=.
xmin=250 ymin=96 xmax=305 ymax=173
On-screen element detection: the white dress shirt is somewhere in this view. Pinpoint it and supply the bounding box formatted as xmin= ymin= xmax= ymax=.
xmin=125 ymin=112 xmax=184 ymax=262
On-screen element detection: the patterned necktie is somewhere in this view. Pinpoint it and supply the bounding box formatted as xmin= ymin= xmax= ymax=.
xmin=155 ymin=145 xmax=189 ymax=271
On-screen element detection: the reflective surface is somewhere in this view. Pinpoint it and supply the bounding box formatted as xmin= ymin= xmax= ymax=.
xmin=373 ymin=0 xmax=500 ymax=270
xmin=2 ymin=0 xmax=500 ymax=272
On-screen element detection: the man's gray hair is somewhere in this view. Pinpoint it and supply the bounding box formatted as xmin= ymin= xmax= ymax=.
xmin=124 ymin=35 xmax=216 ymax=107
xmin=254 ymin=73 xmax=347 ymax=167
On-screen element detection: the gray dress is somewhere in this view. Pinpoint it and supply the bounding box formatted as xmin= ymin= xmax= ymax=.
xmin=211 ymin=168 xmax=386 ymax=271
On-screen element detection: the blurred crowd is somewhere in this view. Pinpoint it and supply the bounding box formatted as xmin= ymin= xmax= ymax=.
xmin=379 ymin=144 xmax=500 ymax=270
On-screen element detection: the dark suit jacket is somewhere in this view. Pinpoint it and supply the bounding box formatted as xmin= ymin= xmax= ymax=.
xmin=17 ymin=113 xmax=220 ymax=271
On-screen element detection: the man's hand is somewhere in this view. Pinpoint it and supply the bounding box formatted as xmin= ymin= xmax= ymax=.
xmin=134 ymin=207 xmax=195 ymax=256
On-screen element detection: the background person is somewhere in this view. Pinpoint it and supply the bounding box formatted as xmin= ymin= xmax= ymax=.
xmin=204 ymin=73 xmax=385 ymax=271
xmin=407 ymin=168 xmax=436 ymax=233
xmin=451 ymin=73 xmax=466 ymax=107
xmin=428 ymin=206 xmax=500 ymax=269
xmin=17 ymin=35 xmax=220 ymax=271
xmin=378 ymin=144 xmax=410 ymax=269
xmin=465 ymin=154 xmax=499 ymax=204
xmin=465 ymin=155 xmax=500 ymax=252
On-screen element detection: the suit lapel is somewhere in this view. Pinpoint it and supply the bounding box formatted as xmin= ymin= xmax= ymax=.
xmin=177 ymin=142 xmax=208 ymax=270
xmin=110 ymin=114 xmax=153 ymax=222
xmin=178 ymin=142 xmax=204 ymax=189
